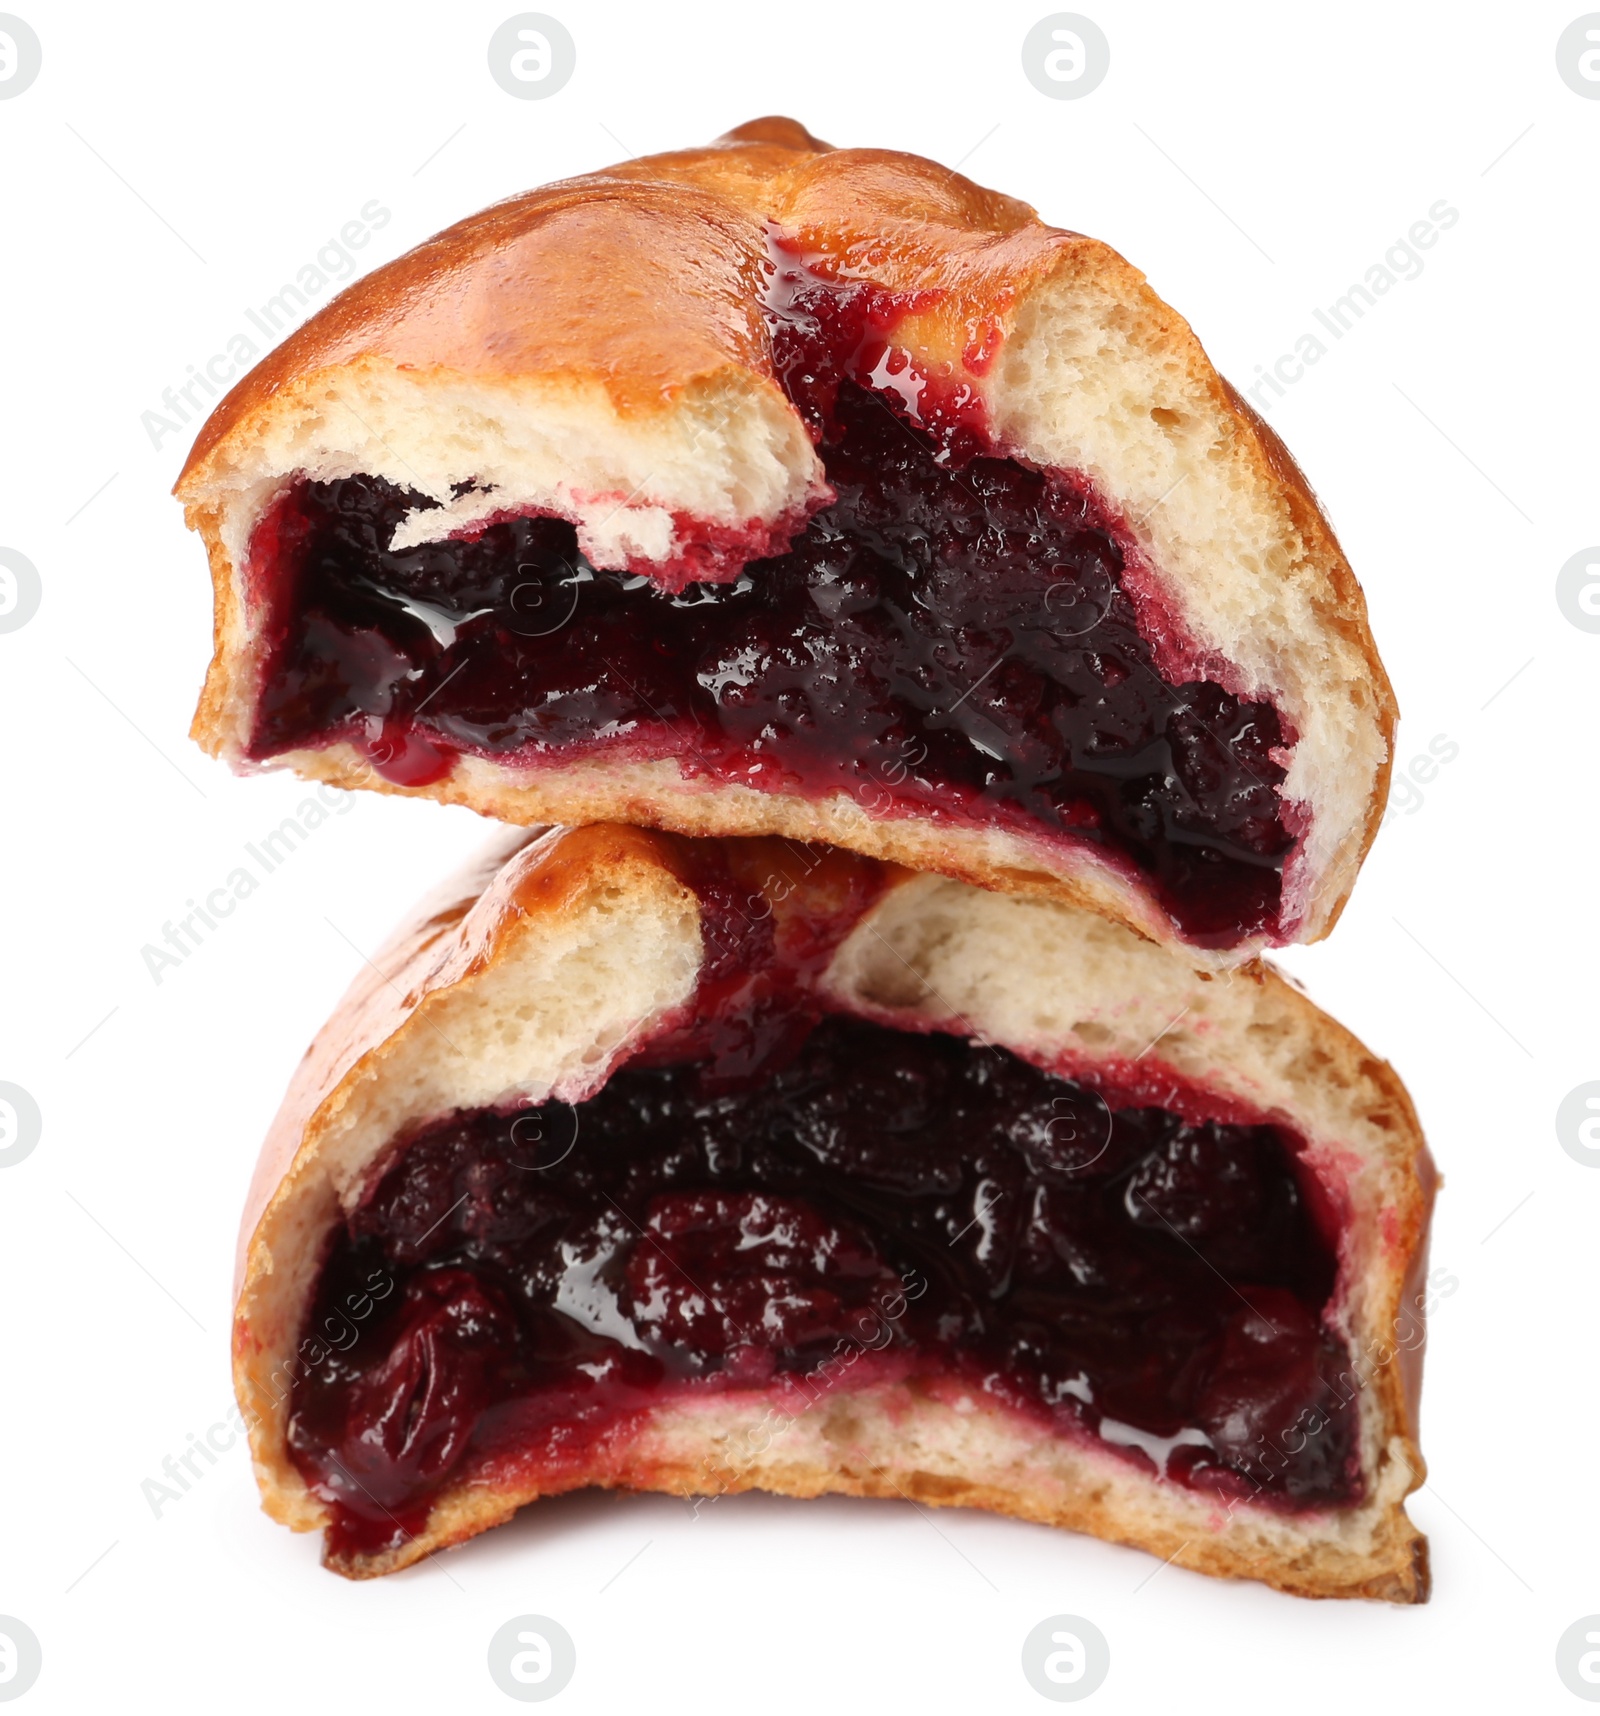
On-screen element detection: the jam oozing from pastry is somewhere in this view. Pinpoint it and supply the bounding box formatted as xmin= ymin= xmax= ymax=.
xmin=288 ymin=1019 xmax=1356 ymax=1561
xmin=245 ymin=270 xmax=1295 ymax=947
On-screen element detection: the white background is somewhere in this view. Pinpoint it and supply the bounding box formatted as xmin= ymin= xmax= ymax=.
xmin=1 ymin=0 xmax=1596 ymax=1709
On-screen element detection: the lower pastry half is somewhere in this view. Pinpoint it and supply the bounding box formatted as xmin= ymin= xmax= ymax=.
xmin=231 ymin=825 xmax=1434 ymax=1600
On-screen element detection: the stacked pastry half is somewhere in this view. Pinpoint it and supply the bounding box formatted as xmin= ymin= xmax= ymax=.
xmin=179 ymin=119 xmax=1434 ymax=1601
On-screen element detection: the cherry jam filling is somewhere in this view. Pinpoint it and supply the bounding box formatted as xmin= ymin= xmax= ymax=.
xmin=288 ymin=1017 xmax=1357 ymax=1560
xmin=247 ymin=368 xmax=1293 ymax=946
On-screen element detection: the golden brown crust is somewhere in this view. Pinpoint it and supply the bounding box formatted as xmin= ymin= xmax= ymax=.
xmin=233 ymin=825 xmax=1433 ymax=1600
xmin=181 ymin=185 xmax=774 ymax=484
xmin=175 ymin=116 xmax=1056 ymax=492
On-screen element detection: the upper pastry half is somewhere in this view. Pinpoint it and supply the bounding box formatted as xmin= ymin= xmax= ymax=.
xmin=176 ymin=116 xmax=1396 ymax=965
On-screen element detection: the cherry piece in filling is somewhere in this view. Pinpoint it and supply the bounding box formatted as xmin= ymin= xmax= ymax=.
xmin=287 ymin=1016 xmax=1357 ymax=1560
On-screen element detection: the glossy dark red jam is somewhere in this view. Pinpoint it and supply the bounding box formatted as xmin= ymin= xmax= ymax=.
xmin=245 ymin=262 xmax=1295 ymax=947
xmin=288 ymin=1017 xmax=1356 ymax=1560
